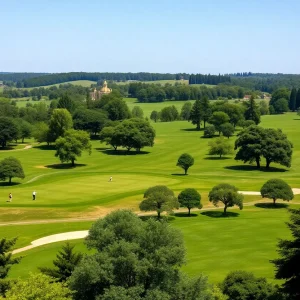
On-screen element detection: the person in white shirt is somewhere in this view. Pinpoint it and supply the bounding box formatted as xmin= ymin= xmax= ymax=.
xmin=32 ymin=191 xmax=36 ymax=200
xmin=109 ymin=176 xmax=112 ymax=182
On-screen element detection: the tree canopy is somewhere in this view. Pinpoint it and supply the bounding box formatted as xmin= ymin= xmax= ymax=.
xmin=0 ymin=117 xmax=18 ymax=148
xmin=178 ymin=188 xmax=202 ymax=215
xmin=0 ymin=157 xmax=25 ymax=184
xmin=176 ymin=153 xmax=194 ymax=175
xmin=208 ymin=183 xmax=243 ymax=214
xmin=139 ymin=185 xmax=179 ymax=219
xmin=208 ymin=137 xmax=232 ymax=158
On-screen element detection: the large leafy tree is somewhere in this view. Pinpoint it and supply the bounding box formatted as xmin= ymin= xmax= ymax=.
xmin=180 ymin=101 xmax=192 ymax=120
xmin=57 ymin=93 xmax=75 ymax=113
xmin=296 ymin=88 xmax=300 ymax=110
xmin=17 ymin=119 xmax=32 ymax=143
xmin=103 ymin=98 xmax=131 ymax=121
xmin=260 ymin=179 xmax=294 ymax=206
xmin=69 ymin=210 xmax=212 ymax=300
xmin=40 ymin=242 xmax=83 ymax=282
xmin=199 ymin=96 xmax=211 ymax=128
xmin=208 ymin=137 xmax=232 ymax=158
xmin=271 ymin=208 xmax=300 ymax=299
xmin=244 ymin=95 xmax=261 ymax=124
xmin=0 ymin=117 xmax=19 ymax=148
xmin=220 ymin=122 xmax=235 ymax=138
xmin=261 ymin=128 xmax=293 ymax=169
xmin=178 ymin=188 xmax=202 ymax=216
xmin=208 ymin=183 xmax=243 ymax=215
xmin=209 ymin=111 xmax=230 ymax=135
xmin=0 ymin=157 xmax=25 ymax=184
xmin=221 ymin=270 xmax=279 ymax=300
xmin=0 ymin=273 xmax=72 ymax=300
xmin=139 ymin=185 xmax=179 ymax=219
xmin=150 ymin=110 xmax=159 ymax=122
xmin=32 ymin=122 xmax=50 ymax=144
xmin=289 ymin=88 xmax=297 ymax=111
xmin=131 ymin=106 xmax=144 ymax=118
xmin=48 ymin=108 xmax=73 ymax=142
xmin=176 ymin=153 xmax=194 ymax=175
xmin=189 ymin=99 xmax=202 ymax=130
xmin=55 ymin=129 xmax=92 ymax=166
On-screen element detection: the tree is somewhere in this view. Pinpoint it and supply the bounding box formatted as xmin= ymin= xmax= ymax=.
xmin=57 ymin=93 xmax=75 ymax=113
xmin=16 ymin=119 xmax=32 ymax=143
xmin=208 ymin=183 xmax=243 ymax=214
xmin=270 ymin=88 xmax=290 ymax=108
xmin=73 ymin=109 xmax=108 ymax=136
xmin=40 ymin=242 xmax=83 ymax=282
xmin=0 ymin=157 xmax=25 ymax=184
xmin=0 ymin=237 xmax=21 ymax=296
xmin=189 ymin=99 xmax=202 ymax=130
xmin=48 ymin=109 xmax=73 ymax=142
xmin=260 ymin=179 xmax=294 ymax=206
xmin=204 ymin=125 xmax=216 ymax=138
xmin=220 ymin=122 xmax=235 ymax=138
xmin=103 ymin=98 xmax=131 ymax=121
xmin=55 ymin=129 xmax=92 ymax=166
xmin=237 ymin=120 xmax=255 ymax=128
xmin=234 ymin=125 xmax=265 ymax=168
xmin=296 ymin=88 xmax=300 ymax=110
xmin=32 ymin=122 xmax=50 ymax=144
xmin=131 ymin=106 xmax=144 ymax=118
xmin=273 ymin=98 xmax=289 ymax=114
xmin=160 ymin=106 xmax=179 ymax=122
xmin=150 ymin=110 xmax=159 ymax=122
xmin=199 ymin=96 xmax=211 ymax=128
xmin=221 ymin=270 xmax=279 ymax=300
xmin=261 ymin=128 xmax=293 ymax=169
xmin=208 ymin=137 xmax=232 ymax=158
xmin=0 ymin=273 xmax=72 ymax=300
xmin=244 ymin=95 xmax=261 ymax=124
xmin=271 ymin=208 xmax=300 ymax=299
xmin=176 ymin=153 xmax=194 ymax=175
xmin=259 ymin=100 xmax=269 ymax=115
xmin=180 ymin=101 xmax=192 ymax=120
xmin=209 ymin=112 xmax=230 ymax=135
xmin=289 ymin=88 xmax=297 ymax=111
xmin=178 ymin=188 xmax=202 ymax=216
xmin=139 ymin=186 xmax=179 ymax=219
xmin=0 ymin=117 xmax=18 ymax=148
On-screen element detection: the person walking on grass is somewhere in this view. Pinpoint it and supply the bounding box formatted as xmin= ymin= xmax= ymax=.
xmin=32 ymin=191 xmax=36 ymax=200
xmin=109 ymin=176 xmax=112 ymax=182
xmin=8 ymin=193 xmax=12 ymax=202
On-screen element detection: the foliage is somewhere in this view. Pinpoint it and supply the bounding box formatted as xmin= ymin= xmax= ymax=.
xmin=15 ymin=119 xmax=32 ymax=143
xmin=178 ymin=188 xmax=202 ymax=215
xmin=244 ymin=95 xmax=261 ymax=124
xmin=0 ymin=273 xmax=72 ymax=300
xmin=237 ymin=119 xmax=255 ymax=128
xmin=209 ymin=112 xmax=230 ymax=135
xmin=289 ymin=88 xmax=297 ymax=111
xmin=48 ymin=108 xmax=73 ymax=142
xmin=0 ymin=117 xmax=18 ymax=148
xmin=103 ymin=97 xmax=131 ymax=121
xmin=139 ymin=186 xmax=179 ymax=218
xmin=68 ymin=210 xmax=215 ymax=300
xmin=39 ymin=242 xmax=83 ymax=282
xmin=204 ymin=125 xmax=216 ymax=138
xmin=296 ymin=88 xmax=300 ymax=110
xmin=208 ymin=183 xmax=243 ymax=214
xmin=273 ymin=98 xmax=289 ymax=114
xmin=176 ymin=153 xmax=194 ymax=175
xmin=131 ymin=106 xmax=144 ymax=118
xmin=208 ymin=137 xmax=232 ymax=158
xmin=221 ymin=270 xmax=279 ymax=300
xmin=220 ymin=123 xmax=235 ymax=138
xmin=150 ymin=110 xmax=159 ymax=122
xmin=199 ymin=96 xmax=212 ymax=128
xmin=99 ymin=119 xmax=155 ymax=152
xmin=0 ymin=157 xmax=25 ymax=184
xmin=32 ymin=122 xmax=50 ymax=144
xmin=271 ymin=208 xmax=300 ymax=299
xmin=189 ymin=99 xmax=202 ymax=130
xmin=260 ymin=179 xmax=294 ymax=206
xmin=160 ymin=105 xmax=179 ymax=122
xmin=73 ymin=109 xmax=108 ymax=136
xmin=55 ymin=129 xmax=92 ymax=166
xmin=57 ymin=93 xmax=76 ymax=113
xmin=180 ymin=101 xmax=192 ymax=120
xmin=259 ymin=100 xmax=269 ymax=115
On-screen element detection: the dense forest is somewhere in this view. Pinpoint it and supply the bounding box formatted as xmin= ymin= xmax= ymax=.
xmin=0 ymin=72 xmax=48 ymax=84
xmin=18 ymin=72 xmax=190 ymax=88
xmin=189 ymin=74 xmax=231 ymax=85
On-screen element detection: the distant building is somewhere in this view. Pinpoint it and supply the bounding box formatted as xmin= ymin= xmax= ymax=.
xmin=90 ymin=80 xmax=112 ymax=100
xmin=243 ymin=95 xmax=251 ymax=100
xmin=0 ymin=81 xmax=3 ymax=86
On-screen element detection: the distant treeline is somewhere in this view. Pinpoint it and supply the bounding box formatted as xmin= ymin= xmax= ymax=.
xmin=0 ymin=73 xmax=48 ymax=85
xmin=19 ymin=72 xmax=190 ymax=88
xmin=129 ymin=82 xmax=246 ymax=102
xmin=189 ymin=74 xmax=231 ymax=85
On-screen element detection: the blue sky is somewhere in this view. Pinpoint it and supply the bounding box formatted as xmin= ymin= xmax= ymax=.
xmin=1 ymin=0 xmax=299 ymax=73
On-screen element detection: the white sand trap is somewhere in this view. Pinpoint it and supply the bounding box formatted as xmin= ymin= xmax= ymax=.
xmin=239 ymin=188 xmax=300 ymax=196
xmin=12 ymin=230 xmax=88 ymax=254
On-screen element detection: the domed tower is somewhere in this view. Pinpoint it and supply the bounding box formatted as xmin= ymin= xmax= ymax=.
xmin=99 ymin=80 xmax=112 ymax=96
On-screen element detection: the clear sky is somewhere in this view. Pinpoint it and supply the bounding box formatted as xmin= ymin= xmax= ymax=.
xmin=1 ymin=0 xmax=299 ymax=74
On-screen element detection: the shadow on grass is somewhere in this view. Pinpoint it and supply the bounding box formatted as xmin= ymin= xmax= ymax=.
xmin=200 ymin=135 xmax=219 ymax=139
xmin=201 ymin=211 xmax=240 ymax=218
xmin=204 ymin=156 xmax=231 ymax=160
xmin=171 ymin=173 xmax=187 ymax=176
xmin=174 ymin=212 xmax=198 ymax=217
xmin=96 ymin=149 xmax=150 ymax=156
xmin=180 ymin=128 xmax=204 ymax=132
xmin=293 ymin=118 xmax=300 ymax=120
xmin=255 ymin=203 xmax=289 ymax=209
xmin=45 ymin=163 xmax=87 ymax=169
xmin=224 ymin=165 xmax=288 ymax=172
xmin=33 ymin=145 xmax=56 ymax=151
xmin=0 ymin=182 xmax=21 ymax=187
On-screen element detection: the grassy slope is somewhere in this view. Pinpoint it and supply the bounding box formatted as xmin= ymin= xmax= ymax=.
xmin=23 ymin=80 xmax=96 ymax=90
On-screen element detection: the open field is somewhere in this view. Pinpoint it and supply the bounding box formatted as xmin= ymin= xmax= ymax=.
xmin=0 ymin=105 xmax=299 ymax=284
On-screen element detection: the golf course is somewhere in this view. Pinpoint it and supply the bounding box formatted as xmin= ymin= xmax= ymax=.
xmin=0 ymin=99 xmax=299 ymax=284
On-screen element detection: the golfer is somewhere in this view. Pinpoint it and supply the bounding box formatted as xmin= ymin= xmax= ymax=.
xmin=109 ymin=176 xmax=112 ymax=182
xmin=32 ymin=191 xmax=36 ymax=200
xmin=8 ymin=193 xmax=12 ymax=202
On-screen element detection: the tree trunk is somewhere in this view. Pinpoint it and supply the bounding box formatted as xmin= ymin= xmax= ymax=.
xmin=9 ymin=177 xmax=12 ymax=185
xmin=223 ymin=205 xmax=227 ymax=215
xmin=219 ymin=154 xmax=222 ymax=158
xmin=71 ymin=159 xmax=75 ymax=167
xmin=266 ymin=159 xmax=271 ymax=169
xmin=196 ymin=122 xmax=200 ymax=131
xmin=184 ymin=168 xmax=187 ymax=175
xmin=273 ymin=198 xmax=276 ymax=206
xmin=256 ymin=157 xmax=260 ymax=169
xmin=157 ymin=211 xmax=161 ymax=219
xmin=204 ymin=120 xmax=206 ymax=128
xmin=188 ymin=207 xmax=191 ymax=216
xmin=22 ymin=137 xmax=24 ymax=143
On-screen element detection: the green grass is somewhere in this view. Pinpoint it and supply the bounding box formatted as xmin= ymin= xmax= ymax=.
xmin=116 ymin=79 xmax=216 ymax=87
